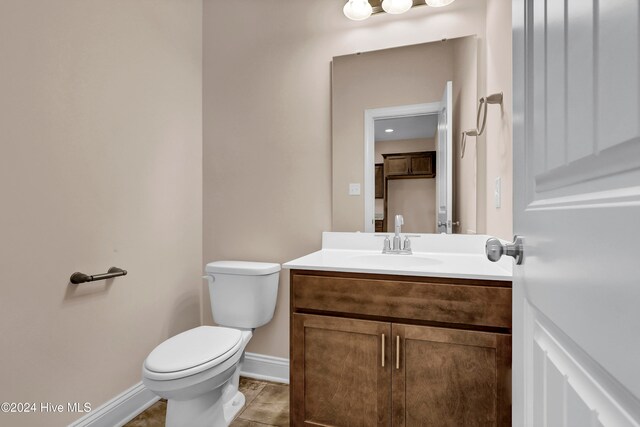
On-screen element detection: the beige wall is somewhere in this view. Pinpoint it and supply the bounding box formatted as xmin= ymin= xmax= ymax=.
xmin=203 ymin=0 xmax=494 ymax=359
xmin=484 ymin=0 xmax=513 ymax=239
xmin=452 ymin=37 xmax=480 ymax=234
xmin=388 ymin=179 xmax=437 ymax=233
xmin=0 ymin=1 xmax=512 ymax=420
xmin=375 ymin=138 xmax=436 ymax=232
xmin=0 ymin=1 xmax=202 ymax=425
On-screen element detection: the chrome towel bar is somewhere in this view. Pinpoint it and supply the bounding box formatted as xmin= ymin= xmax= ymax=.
xmin=70 ymin=267 xmax=127 ymax=284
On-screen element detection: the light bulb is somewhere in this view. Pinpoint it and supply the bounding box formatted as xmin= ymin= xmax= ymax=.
xmin=425 ymin=0 xmax=456 ymax=7
xmin=381 ymin=0 xmax=413 ymax=14
xmin=343 ymin=0 xmax=373 ymax=21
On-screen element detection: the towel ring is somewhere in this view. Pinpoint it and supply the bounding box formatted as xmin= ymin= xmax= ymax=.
xmin=460 ymin=92 xmax=503 ymax=158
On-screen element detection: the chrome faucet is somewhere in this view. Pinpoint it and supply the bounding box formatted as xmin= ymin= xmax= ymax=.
xmin=393 ymin=214 xmax=404 ymax=251
xmin=379 ymin=214 xmax=413 ymax=254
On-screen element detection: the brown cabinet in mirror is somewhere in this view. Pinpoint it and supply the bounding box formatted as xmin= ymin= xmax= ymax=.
xmin=382 ymin=151 xmax=435 ymax=178
xmin=290 ymin=270 xmax=512 ymax=426
xmin=381 ymin=151 xmax=436 ymax=232
xmin=375 ymin=163 xmax=384 ymax=199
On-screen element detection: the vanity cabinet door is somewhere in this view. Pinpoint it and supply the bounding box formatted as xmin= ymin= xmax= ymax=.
xmin=291 ymin=314 xmax=392 ymax=426
xmin=391 ymin=324 xmax=511 ymax=427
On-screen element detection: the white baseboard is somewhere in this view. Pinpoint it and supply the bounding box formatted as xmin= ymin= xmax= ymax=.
xmin=68 ymin=382 xmax=159 ymax=427
xmin=240 ymin=352 xmax=289 ymax=384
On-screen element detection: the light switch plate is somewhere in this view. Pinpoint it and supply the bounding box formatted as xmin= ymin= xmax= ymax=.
xmin=494 ymin=177 xmax=501 ymax=208
xmin=349 ymin=183 xmax=361 ymax=196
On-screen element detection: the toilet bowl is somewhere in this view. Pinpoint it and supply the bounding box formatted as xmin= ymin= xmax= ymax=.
xmin=142 ymin=261 xmax=280 ymax=427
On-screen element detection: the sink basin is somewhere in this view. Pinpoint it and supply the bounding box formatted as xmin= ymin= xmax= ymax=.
xmin=349 ymin=254 xmax=441 ymax=269
xmin=283 ymin=232 xmax=513 ymax=280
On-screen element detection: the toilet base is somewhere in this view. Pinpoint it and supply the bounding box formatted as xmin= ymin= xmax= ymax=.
xmin=164 ymin=382 xmax=247 ymax=427
xmin=160 ymin=343 xmax=249 ymax=426
xmin=165 ymin=387 xmax=226 ymax=427
xmin=143 ymin=330 xmax=253 ymax=427
xmin=223 ymin=389 xmax=246 ymax=423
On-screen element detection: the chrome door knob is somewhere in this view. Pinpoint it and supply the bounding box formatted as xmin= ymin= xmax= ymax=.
xmin=486 ymin=236 xmax=524 ymax=265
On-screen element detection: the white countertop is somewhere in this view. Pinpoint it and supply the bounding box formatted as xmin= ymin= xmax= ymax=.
xmin=283 ymin=232 xmax=512 ymax=281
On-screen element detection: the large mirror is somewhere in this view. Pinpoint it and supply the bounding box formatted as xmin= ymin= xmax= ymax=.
xmin=331 ymin=36 xmax=480 ymax=234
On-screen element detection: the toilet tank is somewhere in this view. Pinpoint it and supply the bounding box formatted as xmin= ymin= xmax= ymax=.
xmin=205 ymin=261 xmax=281 ymax=329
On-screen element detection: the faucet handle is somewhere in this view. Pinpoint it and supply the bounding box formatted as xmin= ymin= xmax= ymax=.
xmin=403 ymin=236 xmax=411 ymax=251
xmin=375 ymin=234 xmax=391 ymax=250
xmin=383 ymin=236 xmax=391 ymax=252
xmin=374 ymin=235 xmax=391 ymax=252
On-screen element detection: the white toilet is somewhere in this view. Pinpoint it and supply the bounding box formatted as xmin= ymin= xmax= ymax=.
xmin=142 ymin=261 xmax=281 ymax=427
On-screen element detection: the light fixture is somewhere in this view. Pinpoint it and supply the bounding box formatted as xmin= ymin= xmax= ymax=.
xmin=425 ymin=0 xmax=456 ymax=7
xmin=381 ymin=0 xmax=412 ymax=14
xmin=343 ymin=0 xmax=456 ymax=21
xmin=343 ymin=0 xmax=373 ymax=21
xmin=385 ymin=128 xmax=394 ymax=133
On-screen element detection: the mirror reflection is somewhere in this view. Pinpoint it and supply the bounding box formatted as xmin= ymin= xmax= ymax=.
xmin=374 ymin=114 xmax=439 ymax=233
xmin=331 ymin=36 xmax=479 ymax=234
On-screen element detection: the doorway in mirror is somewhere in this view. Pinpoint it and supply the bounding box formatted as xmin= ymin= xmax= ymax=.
xmin=364 ymin=85 xmax=452 ymax=234
xmin=370 ymin=109 xmax=439 ymax=233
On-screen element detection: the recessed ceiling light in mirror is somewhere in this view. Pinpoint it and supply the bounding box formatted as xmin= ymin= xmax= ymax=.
xmin=375 ymin=115 xmax=438 ymax=142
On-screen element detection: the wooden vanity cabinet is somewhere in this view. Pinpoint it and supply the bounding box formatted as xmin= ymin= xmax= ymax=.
xmin=391 ymin=323 xmax=511 ymax=427
xmin=291 ymin=314 xmax=392 ymax=426
xmin=290 ymin=270 xmax=512 ymax=427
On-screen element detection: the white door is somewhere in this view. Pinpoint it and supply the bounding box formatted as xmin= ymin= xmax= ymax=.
xmin=512 ymin=0 xmax=640 ymax=425
xmin=436 ymin=81 xmax=453 ymax=234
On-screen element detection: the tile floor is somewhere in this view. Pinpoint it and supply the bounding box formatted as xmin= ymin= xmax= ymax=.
xmin=125 ymin=377 xmax=289 ymax=427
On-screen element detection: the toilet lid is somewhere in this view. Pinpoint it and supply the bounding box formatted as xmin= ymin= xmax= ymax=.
xmin=144 ymin=326 xmax=242 ymax=373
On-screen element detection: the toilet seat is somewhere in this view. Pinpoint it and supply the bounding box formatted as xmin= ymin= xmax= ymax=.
xmin=144 ymin=326 xmax=243 ymax=381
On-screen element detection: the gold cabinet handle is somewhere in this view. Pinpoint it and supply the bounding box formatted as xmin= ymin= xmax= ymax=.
xmin=396 ymin=335 xmax=400 ymax=369
xmin=381 ymin=334 xmax=385 ymax=367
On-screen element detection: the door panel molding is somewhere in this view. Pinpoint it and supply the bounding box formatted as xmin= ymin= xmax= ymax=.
xmin=526 ymin=305 xmax=640 ymax=427
xmin=527 ymin=185 xmax=640 ymax=211
xmin=534 ymin=137 xmax=640 ymax=195
xmin=526 ymin=0 xmax=640 ymax=203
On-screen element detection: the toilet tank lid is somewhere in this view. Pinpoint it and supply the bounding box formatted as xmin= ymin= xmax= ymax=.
xmin=205 ymin=261 xmax=281 ymax=276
